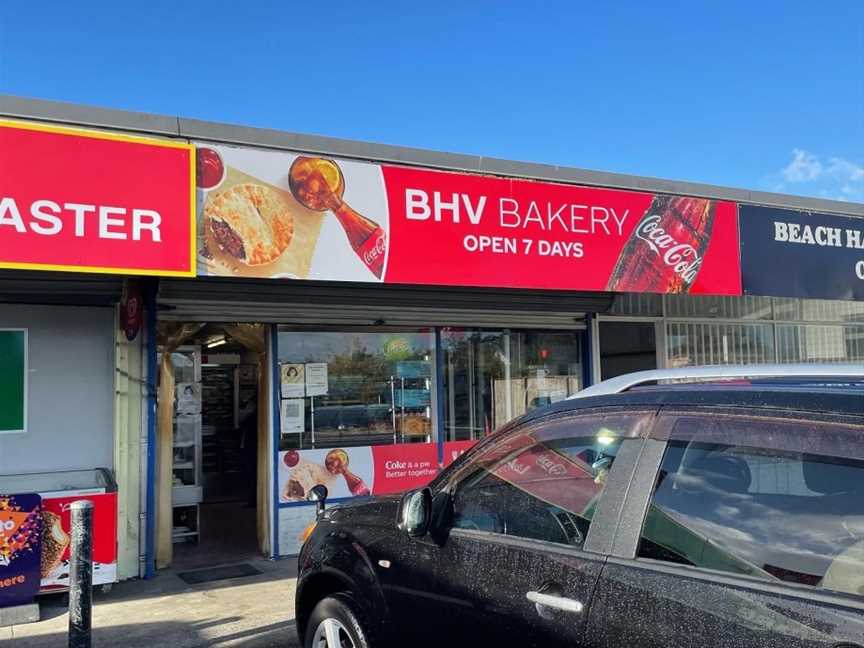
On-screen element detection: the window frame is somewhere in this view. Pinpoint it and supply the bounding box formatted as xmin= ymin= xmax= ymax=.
xmin=439 ymin=406 xmax=659 ymax=556
xmin=608 ymin=404 xmax=864 ymax=608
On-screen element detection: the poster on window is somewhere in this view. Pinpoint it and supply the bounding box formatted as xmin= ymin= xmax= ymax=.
xmin=304 ymin=363 xmax=329 ymax=397
xmin=280 ymin=363 xmax=305 ymax=398
xmin=279 ymin=447 xmax=374 ymax=502
xmin=280 ymin=399 xmax=304 ymax=436
xmin=278 ymin=441 xmax=481 ymax=507
xmin=175 ymin=383 xmax=201 ymax=415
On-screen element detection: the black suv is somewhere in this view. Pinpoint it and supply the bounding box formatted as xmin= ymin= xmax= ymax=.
xmin=296 ymin=367 xmax=864 ymax=648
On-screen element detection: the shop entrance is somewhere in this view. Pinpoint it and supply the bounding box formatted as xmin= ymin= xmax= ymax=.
xmin=598 ymin=321 xmax=659 ymax=380
xmin=157 ymin=323 xmax=269 ymax=571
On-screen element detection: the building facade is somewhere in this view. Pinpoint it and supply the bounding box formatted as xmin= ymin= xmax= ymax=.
xmin=0 ymin=95 xmax=862 ymax=583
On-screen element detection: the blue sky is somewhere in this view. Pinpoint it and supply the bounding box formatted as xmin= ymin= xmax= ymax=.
xmin=1 ymin=1 xmax=862 ymax=202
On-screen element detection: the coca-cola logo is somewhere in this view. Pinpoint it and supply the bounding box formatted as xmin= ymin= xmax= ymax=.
xmin=363 ymin=234 xmax=387 ymax=265
xmin=634 ymin=215 xmax=703 ymax=285
xmin=505 ymin=458 xmax=531 ymax=476
xmin=535 ymin=453 xmax=567 ymax=476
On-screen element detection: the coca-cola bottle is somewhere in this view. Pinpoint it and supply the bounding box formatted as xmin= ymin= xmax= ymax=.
xmin=341 ymin=469 xmax=371 ymax=497
xmin=289 ymin=156 xmax=387 ymax=278
xmin=606 ymin=195 xmax=716 ymax=294
xmin=324 ymin=449 xmax=371 ymax=496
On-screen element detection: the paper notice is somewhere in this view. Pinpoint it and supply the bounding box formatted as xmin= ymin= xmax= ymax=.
xmin=281 ymin=399 xmax=304 ymax=436
xmin=281 ymin=363 xmax=305 ymax=398
xmin=305 ymin=363 xmax=328 ymax=396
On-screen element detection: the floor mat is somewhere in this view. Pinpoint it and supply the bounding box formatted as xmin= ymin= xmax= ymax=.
xmin=178 ymin=563 xmax=263 ymax=585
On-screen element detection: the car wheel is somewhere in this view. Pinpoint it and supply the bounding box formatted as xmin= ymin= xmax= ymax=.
xmin=305 ymin=593 xmax=371 ymax=648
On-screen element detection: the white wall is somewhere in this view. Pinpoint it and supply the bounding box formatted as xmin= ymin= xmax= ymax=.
xmin=0 ymin=305 xmax=114 ymax=474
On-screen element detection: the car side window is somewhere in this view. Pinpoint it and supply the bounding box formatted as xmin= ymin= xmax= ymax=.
xmin=638 ymin=413 xmax=864 ymax=598
xmin=450 ymin=412 xmax=649 ymax=549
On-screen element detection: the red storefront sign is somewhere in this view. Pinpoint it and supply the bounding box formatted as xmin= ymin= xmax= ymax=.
xmin=382 ymin=166 xmax=740 ymax=294
xmin=196 ymin=144 xmax=741 ymax=295
xmin=0 ymin=120 xmax=195 ymax=276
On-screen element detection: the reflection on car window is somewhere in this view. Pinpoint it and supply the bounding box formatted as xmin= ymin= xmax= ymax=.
xmin=451 ymin=414 xmax=646 ymax=548
xmin=638 ymin=414 xmax=864 ymax=598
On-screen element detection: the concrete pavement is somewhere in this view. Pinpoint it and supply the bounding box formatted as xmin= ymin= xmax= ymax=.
xmin=1 ymin=558 xmax=300 ymax=647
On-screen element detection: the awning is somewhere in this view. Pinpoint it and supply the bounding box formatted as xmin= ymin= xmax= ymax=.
xmin=157 ymin=278 xmax=613 ymax=329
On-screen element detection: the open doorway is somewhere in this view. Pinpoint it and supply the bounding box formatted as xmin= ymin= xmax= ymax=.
xmin=158 ymin=324 xmax=269 ymax=571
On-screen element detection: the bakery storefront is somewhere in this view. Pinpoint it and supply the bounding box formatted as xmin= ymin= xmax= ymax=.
xmin=1 ymin=99 xmax=863 ymax=581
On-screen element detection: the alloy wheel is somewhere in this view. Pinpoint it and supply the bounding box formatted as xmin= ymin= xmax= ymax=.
xmin=312 ymin=617 xmax=355 ymax=648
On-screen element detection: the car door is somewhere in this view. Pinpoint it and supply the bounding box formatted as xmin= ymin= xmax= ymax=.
xmin=585 ymin=407 xmax=864 ymax=648
xmin=380 ymin=407 xmax=656 ymax=647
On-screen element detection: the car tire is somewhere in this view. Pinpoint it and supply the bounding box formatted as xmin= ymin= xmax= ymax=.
xmin=304 ymin=593 xmax=371 ymax=648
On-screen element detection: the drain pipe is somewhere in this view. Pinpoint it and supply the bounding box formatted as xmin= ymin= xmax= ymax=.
xmin=143 ymin=279 xmax=159 ymax=579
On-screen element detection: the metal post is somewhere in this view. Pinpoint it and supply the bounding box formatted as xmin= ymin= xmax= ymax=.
xmin=69 ymin=499 xmax=94 ymax=648
xmin=400 ymin=377 xmax=406 ymax=443
xmin=310 ymin=396 xmax=315 ymax=448
xmin=390 ymin=377 xmax=396 ymax=444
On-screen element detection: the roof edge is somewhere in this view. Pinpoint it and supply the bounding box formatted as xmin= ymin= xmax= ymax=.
xmin=1 ymin=93 xmax=862 ymax=217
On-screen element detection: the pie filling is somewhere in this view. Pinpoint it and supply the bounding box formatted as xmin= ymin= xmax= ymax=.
xmin=285 ymin=479 xmax=305 ymax=498
xmin=210 ymin=218 xmax=247 ymax=261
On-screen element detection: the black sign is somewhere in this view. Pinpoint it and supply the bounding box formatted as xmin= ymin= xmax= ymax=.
xmin=740 ymin=205 xmax=864 ymax=300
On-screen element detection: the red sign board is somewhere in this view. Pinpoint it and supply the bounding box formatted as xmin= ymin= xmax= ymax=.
xmin=196 ymin=144 xmax=741 ymax=295
xmin=0 ymin=120 xmax=195 ymax=276
xmin=382 ymin=166 xmax=740 ymax=295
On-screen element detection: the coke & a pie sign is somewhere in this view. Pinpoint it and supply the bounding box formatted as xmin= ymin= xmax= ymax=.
xmin=0 ymin=120 xmax=195 ymax=276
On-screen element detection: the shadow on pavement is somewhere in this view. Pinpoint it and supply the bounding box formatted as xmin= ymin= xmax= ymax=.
xmin=8 ymin=618 xmax=299 ymax=647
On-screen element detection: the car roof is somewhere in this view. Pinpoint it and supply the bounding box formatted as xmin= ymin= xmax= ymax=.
xmin=516 ymin=383 xmax=864 ymax=429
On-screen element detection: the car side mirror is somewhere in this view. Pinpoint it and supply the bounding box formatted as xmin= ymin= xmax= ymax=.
xmin=398 ymin=488 xmax=432 ymax=537
xmin=307 ymin=484 xmax=328 ymax=518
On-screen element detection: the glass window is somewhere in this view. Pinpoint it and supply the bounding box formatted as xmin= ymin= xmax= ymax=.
xmin=599 ymin=322 xmax=657 ymax=380
xmin=277 ymin=329 xmax=433 ymax=449
xmin=608 ymin=293 xmax=663 ymax=317
xmin=776 ymin=324 xmax=864 ymax=363
xmin=774 ymin=298 xmax=864 ymax=324
xmin=450 ymin=413 xmax=647 ymax=548
xmin=665 ymin=322 xmax=775 ymax=367
xmin=638 ymin=413 xmax=864 ymax=597
xmin=441 ymin=329 xmax=582 ymax=442
xmin=664 ymin=295 xmax=774 ymax=320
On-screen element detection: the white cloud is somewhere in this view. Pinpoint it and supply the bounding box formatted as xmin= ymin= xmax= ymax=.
xmin=767 ymin=149 xmax=864 ymax=203
xmin=781 ymin=148 xmax=823 ymax=183
xmin=826 ymin=157 xmax=864 ymax=183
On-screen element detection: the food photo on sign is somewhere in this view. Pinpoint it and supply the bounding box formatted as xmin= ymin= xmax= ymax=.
xmin=193 ymin=141 xmax=741 ymax=295
xmin=195 ymin=144 xmax=389 ymax=283
xmin=278 ymin=447 xmax=373 ymax=503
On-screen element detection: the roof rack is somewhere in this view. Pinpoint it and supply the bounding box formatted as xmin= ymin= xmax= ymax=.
xmin=570 ymin=363 xmax=864 ymax=400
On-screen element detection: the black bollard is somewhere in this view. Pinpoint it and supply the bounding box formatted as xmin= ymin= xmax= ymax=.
xmin=68 ymin=500 xmax=94 ymax=648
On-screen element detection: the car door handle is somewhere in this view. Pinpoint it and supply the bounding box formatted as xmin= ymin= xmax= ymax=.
xmin=526 ymin=590 xmax=584 ymax=614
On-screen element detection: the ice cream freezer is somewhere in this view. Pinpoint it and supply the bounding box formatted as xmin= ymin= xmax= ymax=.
xmin=0 ymin=468 xmax=118 ymax=592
